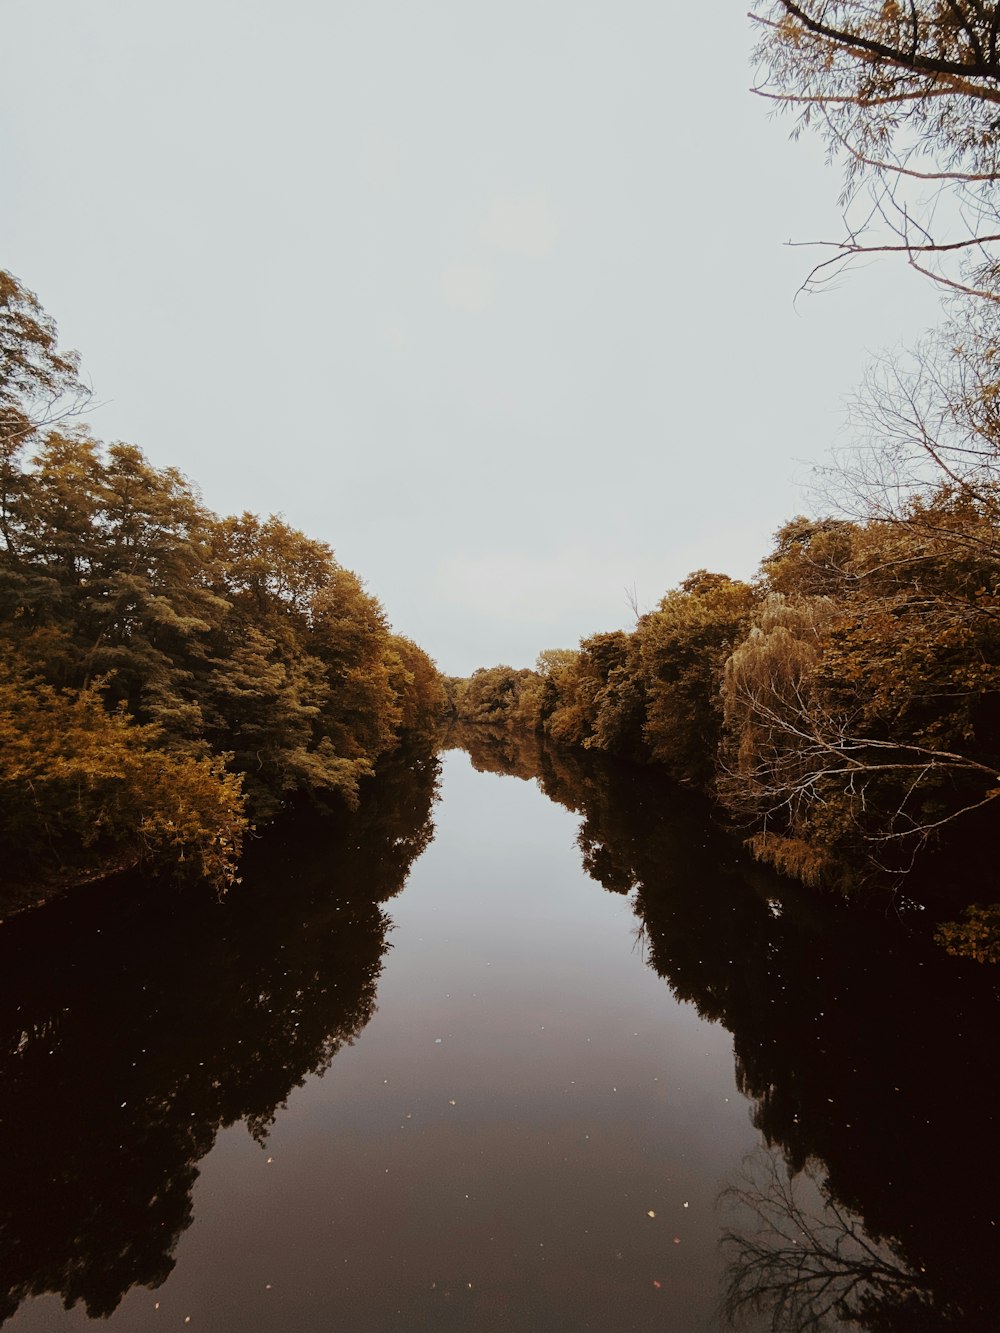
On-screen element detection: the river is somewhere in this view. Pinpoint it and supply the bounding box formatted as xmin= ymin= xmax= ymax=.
xmin=1 ymin=733 xmax=997 ymax=1331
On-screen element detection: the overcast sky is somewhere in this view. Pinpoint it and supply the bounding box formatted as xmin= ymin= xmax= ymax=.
xmin=1 ymin=0 xmax=943 ymax=675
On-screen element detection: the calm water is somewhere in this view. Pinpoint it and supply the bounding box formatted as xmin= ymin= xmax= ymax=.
xmin=1 ymin=735 xmax=998 ymax=1331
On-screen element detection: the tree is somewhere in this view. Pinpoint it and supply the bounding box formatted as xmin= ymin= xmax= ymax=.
xmin=385 ymin=634 xmax=447 ymax=741
xmin=0 ymin=659 xmax=246 ymax=894
xmin=752 ymin=2 xmax=1000 ymax=302
xmin=204 ymin=520 xmax=402 ymax=816
xmin=542 ymin=635 xmax=627 ymax=749
xmin=0 ymin=273 xmax=447 ymax=904
xmin=1 ymin=272 xmax=87 ymax=563
xmin=310 ymin=570 xmax=401 ymax=762
xmin=457 ymin=665 xmax=537 ymax=726
xmin=1 ymin=271 xmax=85 ymax=444
xmin=587 ymin=634 xmax=649 ymax=761
xmin=638 ymin=572 xmax=758 ymax=785
xmin=721 ymin=507 xmax=1000 ymax=887
xmin=749 ymin=6 xmax=1000 ymax=952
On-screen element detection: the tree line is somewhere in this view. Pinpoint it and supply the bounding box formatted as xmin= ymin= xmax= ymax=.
xmin=0 ymin=271 xmax=445 ymax=900
xmin=455 ymin=1 xmax=1000 ymax=963
xmin=454 ymin=496 xmax=998 ymax=928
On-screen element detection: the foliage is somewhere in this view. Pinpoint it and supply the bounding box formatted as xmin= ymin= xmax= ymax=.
xmin=385 ymin=634 xmax=448 ymax=741
xmin=0 ymin=270 xmax=445 ymax=896
xmin=203 ymin=514 xmax=410 ymax=816
xmin=457 ymin=495 xmax=999 ymax=934
xmin=722 ymin=497 xmax=1000 ymax=888
xmin=457 ymin=664 xmax=538 ymax=727
xmin=637 ymin=573 xmax=758 ymax=784
xmin=546 ymin=632 xmax=638 ymax=752
xmin=935 ymin=902 xmax=1000 ymax=963
xmin=451 ymin=9 xmax=1000 ymax=951
xmin=457 ymin=574 xmax=756 ymax=783
xmin=1 ymin=270 xmax=86 ymax=501
xmin=751 ymin=1 xmax=1000 ymax=301
xmin=0 ymin=660 xmax=245 ymax=892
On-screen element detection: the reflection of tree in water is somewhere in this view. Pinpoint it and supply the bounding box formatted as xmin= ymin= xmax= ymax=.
xmin=456 ymin=726 xmax=1000 ymax=1332
xmin=0 ymin=747 xmax=439 ymax=1324
xmin=720 ymin=1149 xmax=952 ymax=1333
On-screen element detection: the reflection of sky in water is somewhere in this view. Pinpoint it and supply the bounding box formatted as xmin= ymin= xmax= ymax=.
xmin=11 ymin=740 xmax=995 ymax=1331
xmin=11 ymin=751 xmax=763 ymax=1332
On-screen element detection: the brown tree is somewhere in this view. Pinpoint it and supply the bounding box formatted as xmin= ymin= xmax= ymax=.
xmin=752 ymin=2 xmax=1000 ymax=301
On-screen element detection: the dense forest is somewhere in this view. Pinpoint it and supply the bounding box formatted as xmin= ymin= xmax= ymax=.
xmin=0 ymin=271 xmax=445 ymax=905
xmin=455 ymin=4 xmax=1000 ymax=963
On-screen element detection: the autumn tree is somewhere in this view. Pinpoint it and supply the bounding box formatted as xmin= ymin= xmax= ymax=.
xmin=201 ymin=516 xmax=445 ymax=814
xmin=523 ymin=649 xmax=578 ymax=733
xmin=637 ymin=572 xmax=758 ymax=785
xmin=0 ymin=271 xmax=445 ymax=894
xmin=752 ymin=1 xmax=1000 ymax=301
xmin=458 ymin=665 xmax=537 ymax=726
xmin=539 ymin=634 xmax=626 ymax=749
xmin=746 ymin=7 xmax=1000 ymax=955
xmin=1 ymin=271 xmax=85 ymax=476
xmin=2 ymin=431 xmax=445 ymax=831
xmin=721 ymin=507 xmax=1000 ymax=886
xmin=0 ymin=659 xmax=245 ymax=897
xmin=386 ymin=634 xmax=448 ymax=741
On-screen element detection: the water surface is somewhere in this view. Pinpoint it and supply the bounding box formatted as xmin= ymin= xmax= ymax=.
xmin=2 ymin=737 xmax=998 ymax=1331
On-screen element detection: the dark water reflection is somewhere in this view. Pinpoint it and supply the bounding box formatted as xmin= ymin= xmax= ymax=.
xmin=2 ymin=730 xmax=998 ymax=1331
xmin=461 ymin=725 xmax=1000 ymax=1331
xmin=0 ymin=748 xmax=439 ymax=1325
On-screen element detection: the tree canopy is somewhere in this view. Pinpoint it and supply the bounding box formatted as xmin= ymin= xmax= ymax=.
xmin=456 ymin=485 xmax=1000 ymax=955
xmin=0 ymin=270 xmax=445 ymax=899
xmin=752 ymin=1 xmax=1000 ymax=300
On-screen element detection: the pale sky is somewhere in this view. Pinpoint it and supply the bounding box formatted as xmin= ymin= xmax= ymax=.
xmin=1 ymin=0 xmax=942 ymax=675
